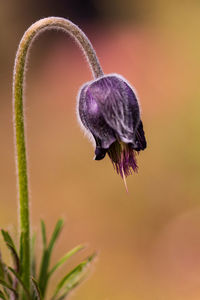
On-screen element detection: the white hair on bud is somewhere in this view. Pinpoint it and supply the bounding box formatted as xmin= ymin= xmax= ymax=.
xmin=76 ymin=82 xmax=96 ymax=147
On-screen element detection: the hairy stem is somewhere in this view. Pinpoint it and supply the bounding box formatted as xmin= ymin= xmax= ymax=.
xmin=13 ymin=17 xmax=104 ymax=292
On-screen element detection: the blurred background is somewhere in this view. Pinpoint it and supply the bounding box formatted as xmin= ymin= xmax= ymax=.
xmin=0 ymin=0 xmax=200 ymax=299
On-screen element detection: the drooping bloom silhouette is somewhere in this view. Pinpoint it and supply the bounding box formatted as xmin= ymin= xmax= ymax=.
xmin=78 ymin=74 xmax=147 ymax=178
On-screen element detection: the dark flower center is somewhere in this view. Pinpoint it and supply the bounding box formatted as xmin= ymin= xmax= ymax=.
xmin=107 ymin=141 xmax=138 ymax=177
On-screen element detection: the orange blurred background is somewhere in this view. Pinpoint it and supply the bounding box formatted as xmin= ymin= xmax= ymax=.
xmin=0 ymin=1 xmax=200 ymax=299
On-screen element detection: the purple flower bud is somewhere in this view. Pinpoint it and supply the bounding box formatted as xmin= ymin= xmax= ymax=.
xmin=77 ymin=74 xmax=147 ymax=177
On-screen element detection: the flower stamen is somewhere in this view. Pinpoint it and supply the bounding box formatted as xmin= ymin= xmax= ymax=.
xmin=122 ymin=167 xmax=128 ymax=193
xmin=108 ymin=141 xmax=138 ymax=179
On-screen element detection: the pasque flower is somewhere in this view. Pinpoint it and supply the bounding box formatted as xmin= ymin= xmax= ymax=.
xmin=78 ymin=74 xmax=147 ymax=179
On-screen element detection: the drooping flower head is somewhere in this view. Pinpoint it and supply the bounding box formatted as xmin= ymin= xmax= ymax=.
xmin=77 ymin=74 xmax=147 ymax=179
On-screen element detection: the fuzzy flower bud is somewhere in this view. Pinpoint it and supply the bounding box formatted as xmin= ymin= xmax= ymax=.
xmin=77 ymin=74 xmax=147 ymax=177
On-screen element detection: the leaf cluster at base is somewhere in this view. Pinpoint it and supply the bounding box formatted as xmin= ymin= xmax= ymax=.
xmin=0 ymin=219 xmax=95 ymax=300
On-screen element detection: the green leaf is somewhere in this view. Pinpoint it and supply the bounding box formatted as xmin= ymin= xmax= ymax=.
xmin=6 ymin=243 xmax=20 ymax=274
xmin=38 ymin=248 xmax=49 ymax=297
xmin=0 ymin=252 xmax=12 ymax=296
xmin=5 ymin=270 xmax=13 ymax=286
xmin=1 ymin=231 xmax=16 ymax=253
xmin=0 ymin=279 xmax=18 ymax=296
xmin=8 ymin=267 xmax=31 ymax=300
xmin=48 ymin=245 xmax=84 ymax=278
xmin=0 ymin=290 xmax=7 ymax=300
xmin=0 ymin=253 xmax=5 ymax=280
xmin=0 ymin=264 xmax=12 ymax=298
xmin=1 ymin=233 xmax=20 ymax=296
xmin=31 ymin=277 xmax=42 ymax=300
xmin=5 ymin=244 xmax=20 ymax=297
xmin=1 ymin=240 xmax=20 ymax=295
xmin=31 ymin=233 xmax=37 ymax=278
xmin=40 ymin=220 xmax=46 ymax=249
xmin=48 ymin=219 xmax=64 ymax=254
xmin=38 ymin=219 xmax=64 ymax=298
xmin=52 ymin=253 xmax=96 ymax=300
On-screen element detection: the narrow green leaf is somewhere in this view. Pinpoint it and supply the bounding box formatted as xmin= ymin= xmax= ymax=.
xmin=5 ymin=270 xmax=13 ymax=286
xmin=52 ymin=253 xmax=96 ymax=299
xmin=2 ymin=241 xmax=19 ymax=296
xmin=0 ymin=290 xmax=7 ymax=300
xmin=31 ymin=277 xmax=42 ymax=300
xmin=5 ymin=244 xmax=19 ymax=298
xmin=0 ymin=253 xmax=5 ymax=280
xmin=40 ymin=221 xmax=46 ymax=249
xmin=48 ymin=219 xmax=64 ymax=253
xmin=31 ymin=233 xmax=37 ymax=278
xmin=6 ymin=244 xmax=20 ymax=274
xmin=38 ymin=249 xmax=49 ymax=297
xmin=0 ymin=279 xmax=17 ymax=296
xmin=8 ymin=267 xmax=31 ymax=300
xmin=48 ymin=245 xmax=84 ymax=278
xmin=1 ymin=231 xmax=16 ymax=253
xmin=54 ymin=280 xmax=80 ymax=300
xmin=1 ymin=241 xmax=19 ymax=296
xmin=38 ymin=219 xmax=64 ymax=298
xmin=0 ymin=261 xmax=11 ymax=299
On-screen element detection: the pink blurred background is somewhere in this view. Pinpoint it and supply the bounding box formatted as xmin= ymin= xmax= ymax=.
xmin=0 ymin=1 xmax=200 ymax=299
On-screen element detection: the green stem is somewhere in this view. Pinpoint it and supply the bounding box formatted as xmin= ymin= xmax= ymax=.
xmin=13 ymin=17 xmax=104 ymax=292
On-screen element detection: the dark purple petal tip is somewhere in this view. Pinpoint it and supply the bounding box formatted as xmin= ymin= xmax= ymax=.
xmin=94 ymin=146 xmax=107 ymax=160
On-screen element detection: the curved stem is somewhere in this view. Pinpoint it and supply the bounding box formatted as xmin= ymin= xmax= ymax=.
xmin=13 ymin=17 xmax=104 ymax=291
